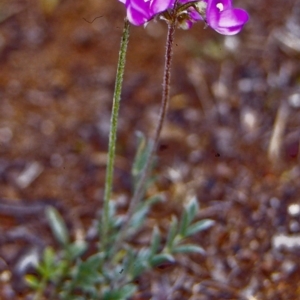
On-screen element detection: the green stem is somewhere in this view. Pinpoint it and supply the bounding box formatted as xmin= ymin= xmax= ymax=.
xmin=101 ymin=19 xmax=130 ymax=252
xmin=113 ymin=19 xmax=177 ymax=255
xmin=33 ymin=278 xmax=46 ymax=300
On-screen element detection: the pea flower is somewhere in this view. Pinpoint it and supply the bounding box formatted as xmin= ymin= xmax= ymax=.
xmin=119 ymin=0 xmax=175 ymax=26
xmin=178 ymin=0 xmax=249 ymax=35
xmin=204 ymin=0 xmax=249 ymax=35
xmin=119 ymin=0 xmax=248 ymax=35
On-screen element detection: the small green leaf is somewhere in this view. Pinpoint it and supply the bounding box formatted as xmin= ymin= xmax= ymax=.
xmin=178 ymin=209 xmax=189 ymax=237
xmin=44 ymin=246 xmax=55 ymax=269
xmin=112 ymin=215 xmax=125 ymax=229
xmin=24 ymin=274 xmax=40 ymax=289
xmin=130 ymin=260 xmax=147 ymax=279
xmin=103 ymin=284 xmax=137 ymax=300
xmin=131 ymin=131 xmax=148 ymax=177
xmin=150 ymin=253 xmax=175 ymax=266
xmin=166 ymin=215 xmax=178 ymax=250
xmin=129 ymin=195 xmax=162 ymax=230
xmin=150 ymin=226 xmax=161 ymax=256
xmin=185 ymin=197 xmax=199 ymax=224
xmin=67 ymin=240 xmax=88 ymax=260
xmin=172 ymin=244 xmax=206 ymax=255
xmin=129 ymin=205 xmax=149 ymax=229
xmin=137 ymin=248 xmax=151 ymax=262
xmin=52 ymin=259 xmax=68 ymax=280
xmin=84 ymin=252 xmax=105 ymax=268
xmin=112 ymin=248 xmax=127 ymax=264
xmin=37 ymin=246 xmax=56 ymax=279
xmin=130 ymin=248 xmax=151 ymax=278
xmin=46 ymin=206 xmax=69 ymax=246
xmin=72 ymin=253 xmax=104 ymax=289
xmin=120 ymin=284 xmax=137 ymax=298
xmin=131 ymin=132 xmax=157 ymax=193
xmin=143 ymin=194 xmax=163 ymax=207
xmin=186 ymin=219 xmax=215 ymax=237
xmin=122 ymin=246 xmax=136 ymax=276
xmin=108 ymin=201 xmax=117 ymax=219
xmin=179 ymin=198 xmax=200 ymax=237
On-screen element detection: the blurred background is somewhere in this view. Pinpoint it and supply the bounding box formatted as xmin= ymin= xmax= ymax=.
xmin=0 ymin=0 xmax=300 ymax=299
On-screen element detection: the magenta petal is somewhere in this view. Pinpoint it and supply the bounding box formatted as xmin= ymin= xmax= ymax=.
xmin=206 ymin=0 xmax=249 ymax=35
xmin=215 ymin=8 xmax=249 ymax=35
xmin=190 ymin=9 xmax=202 ymax=21
xmin=150 ymin=0 xmax=175 ymax=14
xmin=213 ymin=0 xmax=232 ymax=9
xmin=127 ymin=0 xmax=149 ymax=15
xmin=218 ymin=9 xmax=248 ymax=28
xmin=206 ymin=0 xmax=233 ymax=17
xmin=206 ymin=0 xmax=234 ymax=29
xmin=127 ymin=5 xmax=150 ymax=26
xmin=125 ymin=0 xmax=151 ymax=26
xmin=122 ymin=0 xmax=175 ymax=26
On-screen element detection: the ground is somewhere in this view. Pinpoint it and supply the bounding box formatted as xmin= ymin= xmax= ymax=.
xmin=1 ymin=0 xmax=300 ymax=299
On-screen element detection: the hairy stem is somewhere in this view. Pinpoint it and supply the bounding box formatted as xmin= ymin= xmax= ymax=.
xmin=113 ymin=20 xmax=176 ymax=254
xmin=101 ymin=20 xmax=130 ymax=252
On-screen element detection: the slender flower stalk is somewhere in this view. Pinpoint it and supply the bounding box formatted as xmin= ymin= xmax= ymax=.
xmin=113 ymin=14 xmax=177 ymax=255
xmin=101 ymin=19 xmax=130 ymax=252
xmin=129 ymin=21 xmax=176 ymax=218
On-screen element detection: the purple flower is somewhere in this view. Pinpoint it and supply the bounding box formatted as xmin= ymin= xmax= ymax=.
xmin=119 ymin=0 xmax=249 ymax=34
xmin=120 ymin=0 xmax=175 ymax=26
xmin=205 ymin=0 xmax=249 ymax=35
xmin=180 ymin=0 xmax=248 ymax=35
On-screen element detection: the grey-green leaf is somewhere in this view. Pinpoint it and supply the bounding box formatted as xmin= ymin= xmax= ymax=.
xmin=172 ymin=244 xmax=206 ymax=255
xmin=129 ymin=205 xmax=149 ymax=229
xmin=129 ymin=195 xmax=162 ymax=230
xmin=43 ymin=246 xmax=56 ymax=270
xmin=131 ymin=131 xmax=149 ymax=179
xmin=67 ymin=240 xmax=88 ymax=260
xmin=186 ymin=197 xmax=199 ymax=225
xmin=166 ymin=215 xmax=178 ymax=250
xmin=150 ymin=226 xmax=161 ymax=256
xmin=73 ymin=253 xmax=104 ymax=288
xmin=178 ymin=209 xmax=189 ymax=237
xmin=150 ymin=253 xmax=175 ymax=267
xmin=46 ymin=206 xmax=70 ymax=246
xmin=186 ymin=219 xmax=215 ymax=237
xmin=103 ymin=284 xmax=137 ymax=300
